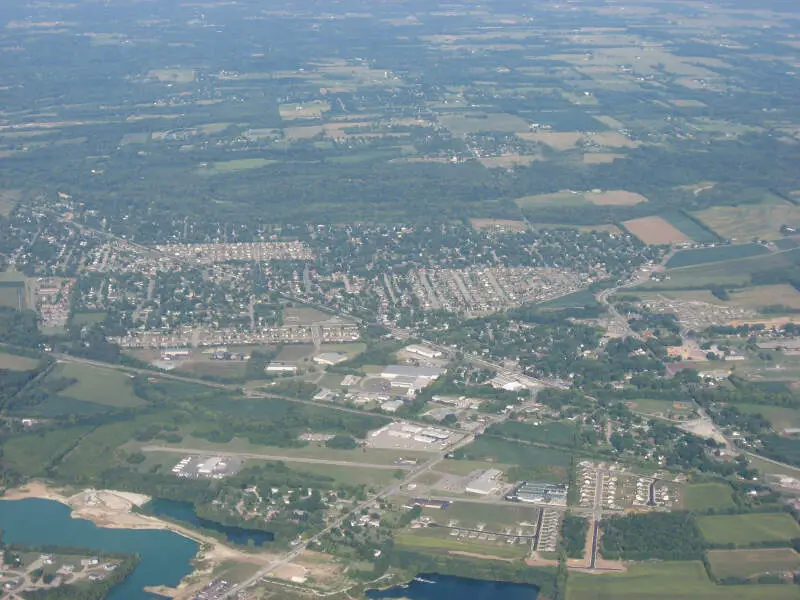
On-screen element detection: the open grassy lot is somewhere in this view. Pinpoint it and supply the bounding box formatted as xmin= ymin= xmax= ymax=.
xmin=1 ymin=426 xmax=92 ymax=476
xmin=660 ymin=211 xmax=719 ymax=243
xmin=735 ymin=404 xmax=800 ymax=432
xmin=279 ymin=100 xmax=330 ymax=120
xmin=693 ymin=199 xmax=800 ymax=241
xmin=707 ymin=548 xmax=800 ymax=580
xmin=272 ymin=462 xmax=399 ymax=488
xmin=681 ymin=482 xmax=735 ymax=512
xmin=747 ymin=455 xmax=800 ymax=480
xmin=50 ymin=362 xmax=146 ymax=408
xmin=0 ymin=351 xmax=39 ymax=371
xmin=0 ymin=281 xmax=26 ymax=310
xmin=567 ymin=561 xmax=793 ymax=600
xmin=697 ymin=513 xmax=800 ymax=546
xmin=515 ymin=192 xmax=589 ymax=209
xmin=665 ymin=244 xmax=770 ymax=268
xmin=460 ymin=437 xmax=573 ymax=468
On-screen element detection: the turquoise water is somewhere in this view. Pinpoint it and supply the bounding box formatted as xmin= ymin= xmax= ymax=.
xmin=366 ymin=574 xmax=539 ymax=599
xmin=144 ymin=498 xmax=274 ymax=546
xmin=0 ymin=498 xmax=198 ymax=599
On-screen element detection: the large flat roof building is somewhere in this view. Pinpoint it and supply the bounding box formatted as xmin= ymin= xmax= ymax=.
xmin=507 ymin=481 xmax=568 ymax=505
xmin=381 ymin=365 xmax=444 ymax=381
xmin=465 ymin=469 xmax=503 ymax=495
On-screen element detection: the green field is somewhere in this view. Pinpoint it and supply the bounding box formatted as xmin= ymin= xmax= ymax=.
xmin=50 ymin=363 xmax=146 ymax=408
xmin=707 ymin=548 xmax=800 ymax=580
xmin=626 ymin=398 xmax=694 ymax=419
xmin=665 ymin=244 xmax=770 ymax=268
xmin=272 ymin=462 xmax=398 ymax=488
xmin=0 ymin=282 xmax=25 ymax=310
xmin=70 ymin=311 xmax=107 ymax=327
xmin=697 ymin=513 xmax=800 ymax=546
xmin=747 ymin=454 xmax=800 ymax=480
xmin=0 ymin=351 xmax=39 ymax=371
xmin=644 ymin=250 xmax=799 ymax=287
xmin=1 ymin=426 xmax=92 ymax=476
xmin=537 ymin=289 xmax=598 ymax=309
xmin=460 ymin=437 xmax=573 ymax=468
xmin=681 ymin=482 xmax=735 ymax=512
xmin=735 ymin=404 xmax=800 ymax=432
xmin=661 ymin=211 xmax=719 ymax=243
xmin=567 ymin=561 xmax=794 ymax=600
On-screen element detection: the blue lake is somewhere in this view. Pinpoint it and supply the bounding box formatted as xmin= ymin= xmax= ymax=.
xmin=144 ymin=498 xmax=274 ymax=546
xmin=366 ymin=574 xmax=539 ymax=600
xmin=0 ymin=498 xmax=198 ymax=599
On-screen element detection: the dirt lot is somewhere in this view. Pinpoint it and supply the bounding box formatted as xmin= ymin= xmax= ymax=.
xmin=585 ymin=190 xmax=647 ymax=206
xmin=583 ymin=153 xmax=625 ymax=164
xmin=623 ymin=216 xmax=692 ymax=244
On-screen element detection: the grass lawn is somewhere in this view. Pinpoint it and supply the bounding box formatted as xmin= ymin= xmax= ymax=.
xmin=626 ymin=398 xmax=694 ymax=419
xmin=52 ymin=362 xmax=146 ymax=408
xmin=0 ymin=351 xmax=39 ymax=371
xmin=746 ymin=454 xmax=800 ymax=480
xmin=697 ymin=513 xmax=800 ymax=546
xmin=461 ymin=437 xmax=573 ymax=468
xmin=567 ymin=561 xmax=793 ymax=600
xmin=665 ymin=244 xmax=770 ymax=268
xmin=271 ymin=462 xmax=399 ymax=488
xmin=199 ymin=158 xmax=278 ymax=175
xmin=707 ymin=548 xmax=800 ymax=580
xmin=681 ymin=483 xmax=735 ymax=511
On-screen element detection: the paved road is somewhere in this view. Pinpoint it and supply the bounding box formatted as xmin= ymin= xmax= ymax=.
xmin=141 ymin=445 xmax=415 ymax=471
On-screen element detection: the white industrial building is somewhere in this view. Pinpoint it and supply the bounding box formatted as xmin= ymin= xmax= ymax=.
xmin=313 ymin=352 xmax=348 ymax=366
xmin=381 ymin=365 xmax=443 ymax=381
xmin=404 ymin=344 xmax=443 ymax=359
xmin=266 ymin=361 xmax=297 ymax=373
xmin=465 ymin=469 xmax=503 ymax=495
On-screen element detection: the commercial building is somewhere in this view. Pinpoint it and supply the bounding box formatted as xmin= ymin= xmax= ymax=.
xmin=380 ymin=365 xmax=444 ymax=381
xmin=412 ymin=498 xmax=451 ymax=510
xmin=465 ymin=469 xmax=503 ymax=495
xmin=313 ymin=352 xmax=348 ymax=366
xmin=266 ymin=362 xmax=297 ymax=373
xmin=405 ymin=344 xmax=443 ymax=359
xmin=506 ymin=481 xmax=568 ymax=505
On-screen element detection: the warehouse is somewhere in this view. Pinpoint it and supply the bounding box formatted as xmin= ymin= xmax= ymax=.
xmin=465 ymin=469 xmax=503 ymax=495
xmin=380 ymin=365 xmax=444 ymax=381
xmin=506 ymin=482 xmax=568 ymax=505
xmin=404 ymin=344 xmax=443 ymax=359
xmin=313 ymin=352 xmax=348 ymax=366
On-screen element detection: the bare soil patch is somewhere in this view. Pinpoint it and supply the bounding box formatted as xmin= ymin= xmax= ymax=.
xmin=623 ymin=216 xmax=692 ymax=244
xmin=470 ymin=218 xmax=527 ymax=231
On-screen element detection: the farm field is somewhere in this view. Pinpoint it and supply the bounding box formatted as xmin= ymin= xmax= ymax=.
xmin=49 ymin=362 xmax=146 ymax=408
xmin=697 ymin=513 xmax=800 ymax=546
xmin=622 ymin=216 xmax=692 ymax=244
xmin=0 ymin=351 xmax=39 ymax=371
xmin=665 ymin=244 xmax=770 ymax=268
xmin=660 ymin=211 xmax=719 ymax=243
xmin=681 ymin=482 xmax=735 ymax=512
xmin=567 ymin=561 xmax=793 ymax=600
xmin=199 ymin=158 xmax=278 ymax=175
xmin=250 ymin=461 xmax=398 ymax=488
xmin=693 ymin=200 xmax=800 ymax=241
xmin=515 ymin=189 xmax=646 ymax=210
xmin=536 ymin=290 xmax=598 ymax=310
xmin=707 ymin=548 xmax=800 ymax=581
